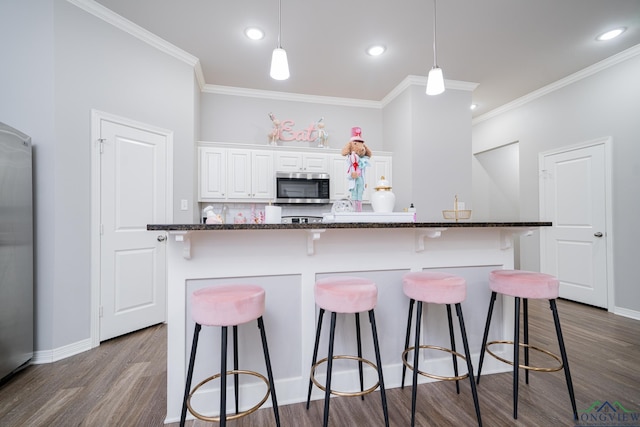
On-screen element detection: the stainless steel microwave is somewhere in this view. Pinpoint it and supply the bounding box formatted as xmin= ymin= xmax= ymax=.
xmin=275 ymin=172 xmax=330 ymax=204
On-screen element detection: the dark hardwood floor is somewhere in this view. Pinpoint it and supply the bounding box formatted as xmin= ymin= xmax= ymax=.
xmin=1 ymin=299 xmax=639 ymax=426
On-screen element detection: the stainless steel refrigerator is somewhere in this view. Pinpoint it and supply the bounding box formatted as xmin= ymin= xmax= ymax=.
xmin=0 ymin=122 xmax=33 ymax=382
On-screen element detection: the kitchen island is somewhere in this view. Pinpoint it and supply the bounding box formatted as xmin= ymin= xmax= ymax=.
xmin=148 ymin=221 xmax=550 ymax=424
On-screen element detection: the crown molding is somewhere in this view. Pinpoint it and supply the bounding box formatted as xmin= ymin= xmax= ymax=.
xmin=473 ymin=43 xmax=640 ymax=125
xmin=380 ymin=75 xmax=423 ymax=106
xmin=193 ymin=61 xmax=206 ymax=90
xmin=202 ymin=84 xmax=381 ymax=108
xmin=380 ymin=75 xmax=478 ymax=107
xmin=205 ymin=77 xmax=477 ymax=109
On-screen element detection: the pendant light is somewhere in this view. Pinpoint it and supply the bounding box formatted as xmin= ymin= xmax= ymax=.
xmin=270 ymin=0 xmax=290 ymax=80
xmin=426 ymin=0 xmax=445 ymax=95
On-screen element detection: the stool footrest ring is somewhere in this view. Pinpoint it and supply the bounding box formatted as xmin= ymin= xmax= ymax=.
xmin=486 ymin=340 xmax=564 ymax=372
xmin=402 ymin=345 xmax=469 ymax=381
xmin=310 ymin=355 xmax=380 ymax=397
xmin=187 ymin=369 xmax=270 ymax=422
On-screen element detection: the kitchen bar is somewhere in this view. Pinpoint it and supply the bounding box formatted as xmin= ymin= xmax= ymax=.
xmin=148 ymin=221 xmax=551 ymax=424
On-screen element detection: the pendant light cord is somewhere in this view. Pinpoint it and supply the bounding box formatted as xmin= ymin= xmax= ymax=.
xmin=278 ymin=0 xmax=283 ymax=49
xmin=432 ymin=0 xmax=438 ymax=66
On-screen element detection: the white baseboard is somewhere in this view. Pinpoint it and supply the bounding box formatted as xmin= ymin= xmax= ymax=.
xmin=612 ymin=306 xmax=640 ymax=321
xmin=32 ymin=338 xmax=93 ymax=364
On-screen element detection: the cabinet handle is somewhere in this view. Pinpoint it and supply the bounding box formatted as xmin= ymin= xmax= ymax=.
xmin=157 ymin=235 xmax=167 ymax=242
xmin=594 ymin=232 xmax=603 ymax=237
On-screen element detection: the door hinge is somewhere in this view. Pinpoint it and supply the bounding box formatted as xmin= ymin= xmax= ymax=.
xmin=99 ymin=306 xmax=103 ymax=318
xmin=98 ymin=138 xmax=106 ymax=154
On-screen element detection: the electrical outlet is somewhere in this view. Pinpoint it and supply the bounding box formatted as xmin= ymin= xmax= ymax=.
xmin=180 ymin=199 xmax=188 ymax=211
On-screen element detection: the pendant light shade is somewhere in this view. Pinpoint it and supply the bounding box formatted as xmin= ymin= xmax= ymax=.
xmin=270 ymin=0 xmax=290 ymax=80
xmin=426 ymin=0 xmax=445 ymax=95
xmin=426 ymin=66 xmax=445 ymax=95
xmin=270 ymin=48 xmax=290 ymax=80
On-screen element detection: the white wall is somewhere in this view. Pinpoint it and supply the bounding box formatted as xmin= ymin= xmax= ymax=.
xmin=1 ymin=0 xmax=198 ymax=354
xmin=382 ymin=89 xmax=412 ymax=211
xmin=200 ymin=93 xmax=384 ymax=151
xmin=410 ymin=86 xmax=473 ymax=220
xmin=472 ymin=48 xmax=640 ymax=314
xmin=382 ymin=85 xmax=475 ymax=219
xmin=472 ymin=142 xmax=520 ymax=221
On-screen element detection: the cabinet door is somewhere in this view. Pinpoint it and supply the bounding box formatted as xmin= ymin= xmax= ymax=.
xmin=329 ymin=154 xmax=349 ymax=200
xmin=364 ymin=155 xmax=392 ymax=202
xmin=251 ymin=151 xmax=274 ymax=199
xmin=226 ymin=149 xmax=252 ymax=199
xmin=275 ymin=152 xmax=303 ymax=172
xmin=199 ymin=147 xmax=226 ymax=200
xmin=303 ymin=154 xmax=328 ymax=172
xmin=275 ymin=152 xmax=328 ymax=172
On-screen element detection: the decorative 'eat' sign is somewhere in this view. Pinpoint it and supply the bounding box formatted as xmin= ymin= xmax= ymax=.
xmin=278 ymin=120 xmax=317 ymax=142
xmin=268 ymin=113 xmax=328 ymax=147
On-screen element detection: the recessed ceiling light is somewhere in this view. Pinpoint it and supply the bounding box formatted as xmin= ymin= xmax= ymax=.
xmin=470 ymin=104 xmax=478 ymax=111
xmin=596 ymin=27 xmax=626 ymax=41
xmin=367 ymin=45 xmax=386 ymax=56
xmin=245 ymin=27 xmax=265 ymax=41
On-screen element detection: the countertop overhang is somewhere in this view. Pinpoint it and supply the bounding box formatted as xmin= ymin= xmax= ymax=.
xmin=147 ymin=221 xmax=551 ymax=231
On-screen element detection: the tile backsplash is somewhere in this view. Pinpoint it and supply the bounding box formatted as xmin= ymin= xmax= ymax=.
xmin=200 ymin=202 xmax=342 ymax=224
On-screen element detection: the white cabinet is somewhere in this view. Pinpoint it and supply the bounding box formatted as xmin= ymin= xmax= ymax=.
xmin=364 ymin=155 xmax=393 ymax=202
xmin=198 ymin=142 xmax=390 ymax=204
xmin=226 ymin=149 xmax=274 ymax=200
xmin=199 ymin=147 xmax=226 ymax=200
xmin=250 ymin=150 xmax=275 ymax=199
xmin=329 ymin=154 xmax=349 ymax=200
xmin=275 ymin=152 xmax=328 ymax=173
xmin=199 ymin=146 xmax=274 ymax=201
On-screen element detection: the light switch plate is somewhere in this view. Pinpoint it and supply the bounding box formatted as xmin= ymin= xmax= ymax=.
xmin=180 ymin=199 xmax=188 ymax=211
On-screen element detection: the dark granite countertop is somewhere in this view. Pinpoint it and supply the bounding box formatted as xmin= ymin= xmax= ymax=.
xmin=148 ymin=221 xmax=551 ymax=231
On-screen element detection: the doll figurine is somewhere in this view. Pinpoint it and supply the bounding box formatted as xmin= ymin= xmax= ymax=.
xmin=316 ymin=117 xmax=329 ymax=148
xmin=268 ymin=112 xmax=280 ymax=146
xmin=341 ymin=127 xmax=372 ymax=212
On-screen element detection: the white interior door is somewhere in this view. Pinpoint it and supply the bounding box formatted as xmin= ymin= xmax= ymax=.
xmin=539 ymin=140 xmax=610 ymax=308
xmin=98 ymin=116 xmax=170 ymax=341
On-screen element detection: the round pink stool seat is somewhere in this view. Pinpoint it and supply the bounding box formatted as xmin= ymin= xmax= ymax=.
xmin=403 ymin=271 xmax=466 ymax=304
xmin=314 ymin=276 xmax=378 ymax=313
xmin=489 ymin=270 xmax=559 ymax=300
xmin=191 ymin=284 xmax=265 ymax=326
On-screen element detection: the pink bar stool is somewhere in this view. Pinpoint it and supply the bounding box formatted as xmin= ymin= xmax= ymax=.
xmin=401 ymin=271 xmax=482 ymax=427
xmin=180 ymin=285 xmax=280 ymax=427
xmin=306 ymin=276 xmax=389 ymax=427
xmin=477 ymin=270 xmax=577 ymax=420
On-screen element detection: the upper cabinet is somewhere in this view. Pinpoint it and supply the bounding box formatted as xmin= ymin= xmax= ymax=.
xmin=198 ymin=142 xmax=391 ymax=203
xmin=226 ymin=149 xmax=274 ymax=200
xmin=198 ymin=145 xmax=273 ymax=202
xmin=363 ymin=155 xmax=393 ymax=202
xmin=329 ymin=153 xmax=349 ymax=200
xmin=199 ymin=146 xmax=226 ymax=200
xmin=275 ymin=152 xmax=328 ymax=173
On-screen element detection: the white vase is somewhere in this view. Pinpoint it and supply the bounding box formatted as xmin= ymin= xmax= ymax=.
xmin=371 ymin=176 xmax=395 ymax=213
xmin=371 ymin=190 xmax=396 ymax=213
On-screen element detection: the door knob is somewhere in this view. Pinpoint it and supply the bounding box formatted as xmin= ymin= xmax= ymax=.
xmin=157 ymin=235 xmax=167 ymax=242
xmin=594 ymin=232 xmax=603 ymax=238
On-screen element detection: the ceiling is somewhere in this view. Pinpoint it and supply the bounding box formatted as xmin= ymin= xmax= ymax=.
xmin=94 ymin=0 xmax=640 ymax=117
